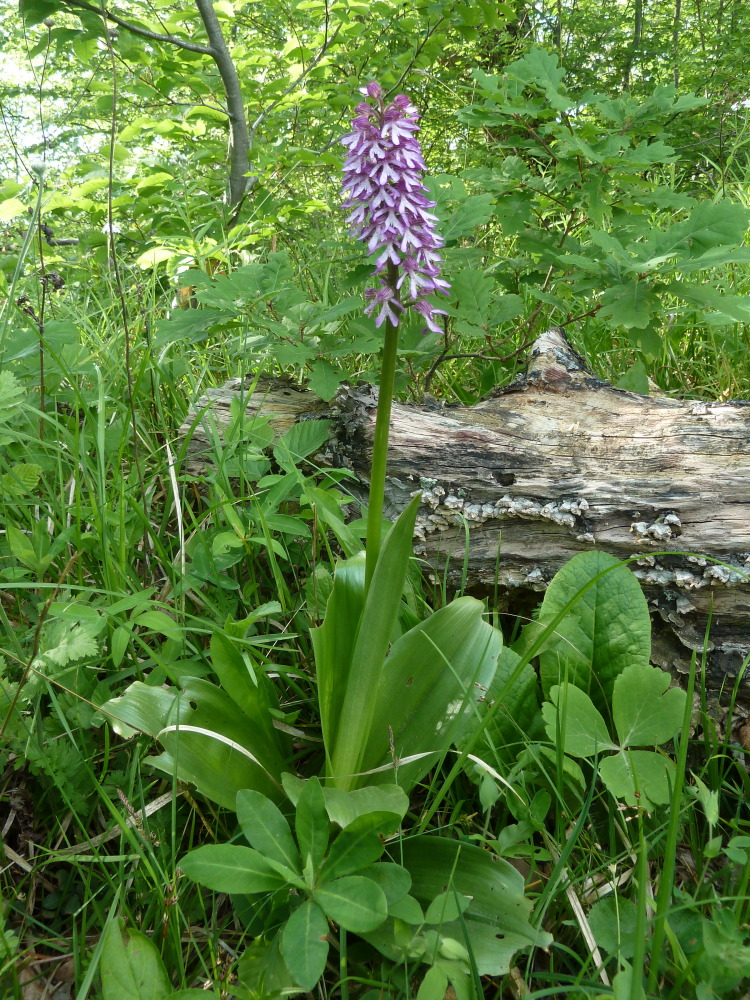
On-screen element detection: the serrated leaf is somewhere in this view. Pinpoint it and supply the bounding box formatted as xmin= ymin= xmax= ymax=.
xmin=508 ymin=45 xmax=567 ymax=104
xmin=180 ymin=844 xmax=287 ymax=893
xmin=314 ymin=875 xmax=388 ymax=932
xmin=42 ymin=622 xmax=100 ymax=666
xmin=450 ymin=269 xmax=493 ymax=319
xmin=101 ymin=916 xmax=171 ymax=1000
xmin=273 ymin=419 xmax=332 ymax=469
xmin=280 ymin=900 xmax=329 ymax=991
xmin=442 ymin=194 xmax=494 ymax=242
xmin=236 ymin=789 xmax=300 ymax=875
xmin=0 ymin=370 xmax=24 ymax=419
xmin=599 ymin=750 xmax=676 ymax=809
xmin=1 ymin=463 xmax=42 ymax=497
xmin=598 ymin=282 xmax=660 ymax=330
xmin=307 ymin=360 xmax=342 ymax=401
xmin=612 ymin=664 xmax=686 ymax=747
xmin=615 ymin=361 xmax=649 ymax=394
xmin=542 ymin=684 xmax=616 ymax=757
xmin=490 ymin=293 xmax=524 ymax=324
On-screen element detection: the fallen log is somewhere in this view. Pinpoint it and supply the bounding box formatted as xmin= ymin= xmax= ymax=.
xmin=178 ymin=329 xmax=750 ymax=734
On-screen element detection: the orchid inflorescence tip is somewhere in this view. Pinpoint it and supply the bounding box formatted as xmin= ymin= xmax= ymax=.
xmin=341 ymin=81 xmax=450 ymax=334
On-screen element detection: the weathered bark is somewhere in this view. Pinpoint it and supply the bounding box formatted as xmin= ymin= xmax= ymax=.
xmin=178 ymin=329 xmax=750 ymax=728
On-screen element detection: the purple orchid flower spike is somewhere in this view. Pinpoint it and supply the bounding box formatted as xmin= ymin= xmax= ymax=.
xmin=341 ymin=82 xmax=450 ymax=334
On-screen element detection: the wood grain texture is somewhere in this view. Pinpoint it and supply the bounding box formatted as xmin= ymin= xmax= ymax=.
xmin=178 ymin=329 xmax=750 ymax=727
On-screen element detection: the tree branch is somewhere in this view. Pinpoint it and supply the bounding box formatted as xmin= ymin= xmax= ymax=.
xmin=60 ymin=0 xmax=214 ymax=54
xmin=194 ymin=0 xmax=254 ymax=206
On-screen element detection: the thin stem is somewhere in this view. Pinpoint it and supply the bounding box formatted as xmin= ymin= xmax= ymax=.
xmin=365 ymin=262 xmax=400 ymax=590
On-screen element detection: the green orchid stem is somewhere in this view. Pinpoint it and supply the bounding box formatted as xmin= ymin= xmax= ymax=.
xmin=365 ymin=263 xmax=400 ymax=591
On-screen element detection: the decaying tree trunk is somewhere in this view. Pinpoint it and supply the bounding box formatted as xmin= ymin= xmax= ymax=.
xmin=178 ymin=329 xmax=750 ymax=732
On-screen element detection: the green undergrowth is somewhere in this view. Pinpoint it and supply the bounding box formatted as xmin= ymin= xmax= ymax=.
xmin=2 ymin=39 xmax=750 ymax=1000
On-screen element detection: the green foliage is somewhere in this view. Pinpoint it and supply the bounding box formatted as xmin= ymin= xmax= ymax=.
xmin=314 ymin=498 xmax=501 ymax=791
xmin=100 ymin=917 xmax=215 ymax=1000
xmin=4 ymin=4 xmax=750 ymax=998
xmin=533 ymin=551 xmax=652 ymax=715
xmin=182 ymin=781 xmax=405 ymax=992
xmin=543 ymin=662 xmax=686 ymax=809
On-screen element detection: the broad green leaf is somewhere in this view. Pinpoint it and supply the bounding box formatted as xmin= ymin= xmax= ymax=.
xmin=0 ymin=197 xmax=26 ymax=221
xmin=101 ymin=916 xmax=171 ymax=1000
xmin=323 ymin=784 xmax=409 ymax=828
xmin=650 ymin=200 xmax=750 ymax=259
xmin=310 ymin=553 xmax=367 ymax=768
xmin=164 ymin=992 xmax=217 ymax=999
xmin=319 ymin=812 xmax=391 ymax=880
xmin=538 ymin=551 xmax=651 ymax=716
xmin=599 ymin=750 xmax=677 ymax=809
xmin=180 ymin=844 xmax=286 ymax=893
xmin=417 ymin=965 xmax=448 ymax=1000
xmin=424 ymin=890 xmax=472 ymax=925
xmin=612 ymin=664 xmax=686 ymax=747
xmin=303 ymin=485 xmax=362 ymax=556
xmin=0 ymin=462 xmax=41 ymax=496
xmin=133 ymin=610 xmax=183 ymax=641
xmin=280 ymin=900 xmax=329 ymax=991
xmin=473 ymin=646 xmax=542 ymax=764
xmin=612 ymin=963 xmax=646 ymax=1000
xmin=400 ymin=837 xmax=552 ymax=975
xmin=295 ymin=776 xmax=329 ymax=877
xmin=664 ymin=281 xmax=750 ymax=323
xmin=328 ymin=496 xmax=421 ymax=788
xmin=508 ymin=45 xmax=568 ymax=103
xmin=236 ymin=934 xmax=297 ymax=997
xmin=389 ymin=893 xmax=424 ymax=923
xmin=99 ymin=680 xmax=185 ymax=739
xmin=136 ymin=246 xmax=178 ymax=268
xmin=360 ymin=862 xmax=412 ymax=907
xmin=490 ymin=293 xmax=524 ymax=324
xmin=314 ymin=875 xmax=388 ymax=932
xmin=542 ymin=683 xmax=616 ymax=757
xmin=236 ymin=789 xmax=300 ymax=874
xmin=588 ymin=897 xmax=638 ymax=958
xmin=282 ymin=776 xmax=409 ymax=828
xmin=310 ymin=295 xmax=363 ymax=325
xmin=273 ymin=419 xmax=332 ymax=469
xmin=150 ymin=677 xmax=287 ymax=808
xmin=6 ymin=524 xmax=37 ymax=569
xmin=209 ymin=632 xmax=278 ymax=730
xmin=360 ymin=596 xmax=501 ymax=789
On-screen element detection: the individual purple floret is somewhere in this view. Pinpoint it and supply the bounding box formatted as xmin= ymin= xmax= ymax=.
xmin=341 ymin=82 xmax=449 ymax=334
